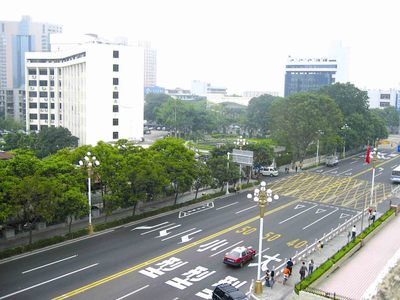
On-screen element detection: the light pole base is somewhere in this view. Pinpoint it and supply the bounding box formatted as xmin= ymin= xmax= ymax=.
xmin=88 ymin=224 xmax=94 ymax=234
xmin=254 ymin=280 xmax=263 ymax=295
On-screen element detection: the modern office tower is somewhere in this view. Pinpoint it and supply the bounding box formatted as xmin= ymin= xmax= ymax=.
xmin=25 ymin=37 xmax=144 ymax=145
xmin=284 ymin=56 xmax=338 ymax=97
xmin=0 ymin=89 xmax=25 ymax=121
xmin=0 ymin=15 xmax=62 ymax=89
xmin=133 ymin=41 xmax=157 ymax=88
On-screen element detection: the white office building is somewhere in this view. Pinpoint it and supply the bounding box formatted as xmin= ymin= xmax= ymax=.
xmin=25 ymin=38 xmax=144 ymax=145
xmin=367 ymin=89 xmax=399 ymax=109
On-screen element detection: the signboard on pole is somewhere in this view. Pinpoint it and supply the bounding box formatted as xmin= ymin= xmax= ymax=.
xmin=232 ymin=149 xmax=253 ymax=166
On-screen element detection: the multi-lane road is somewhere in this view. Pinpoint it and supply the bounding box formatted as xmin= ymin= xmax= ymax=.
xmin=1 ymin=149 xmax=400 ymax=300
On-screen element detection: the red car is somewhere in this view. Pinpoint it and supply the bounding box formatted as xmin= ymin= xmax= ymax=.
xmin=223 ymin=246 xmax=256 ymax=267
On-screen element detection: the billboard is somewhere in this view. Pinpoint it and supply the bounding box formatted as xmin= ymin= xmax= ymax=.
xmin=232 ymin=149 xmax=253 ymax=166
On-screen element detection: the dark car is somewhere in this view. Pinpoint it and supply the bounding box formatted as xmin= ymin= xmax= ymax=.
xmin=212 ymin=283 xmax=249 ymax=300
xmin=223 ymin=246 xmax=256 ymax=267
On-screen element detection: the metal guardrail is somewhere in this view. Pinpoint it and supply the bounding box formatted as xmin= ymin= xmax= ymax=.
xmin=304 ymin=287 xmax=355 ymax=300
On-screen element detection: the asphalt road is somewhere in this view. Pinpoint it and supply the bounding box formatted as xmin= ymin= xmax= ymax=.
xmin=1 ymin=148 xmax=399 ymax=300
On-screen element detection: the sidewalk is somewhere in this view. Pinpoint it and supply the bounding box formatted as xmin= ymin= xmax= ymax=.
xmin=249 ymin=201 xmax=399 ymax=300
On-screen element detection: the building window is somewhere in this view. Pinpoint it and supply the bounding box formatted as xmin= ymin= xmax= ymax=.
xmin=113 ymin=105 xmax=119 ymax=112
xmin=113 ymin=132 xmax=119 ymax=139
xmin=50 ymin=103 xmax=55 ymax=109
xmin=29 ymin=103 xmax=37 ymax=109
xmin=39 ymin=91 xmax=48 ymax=98
xmin=39 ymin=69 xmax=47 ymax=75
xmin=113 ymin=50 xmax=119 ymax=58
xmin=29 ymin=114 xmax=38 ymax=120
xmin=50 ymin=69 xmax=55 ymax=75
xmin=29 ymin=91 xmax=37 ymax=97
xmin=113 ymin=92 xmax=119 ymax=99
xmin=380 ymin=94 xmax=390 ymax=99
xmin=30 ymin=125 xmax=38 ymax=131
xmin=29 ymin=80 xmax=37 ymax=86
xmin=40 ymin=114 xmax=48 ymax=120
xmin=50 ymin=92 xmax=55 ymax=98
xmin=380 ymin=102 xmax=390 ymax=107
xmin=39 ymin=80 xmax=47 ymax=86
xmin=50 ymin=80 xmax=54 ymax=86
xmin=113 ymin=118 xmax=119 ymax=126
xmin=51 ymin=114 xmax=55 ymax=120
xmin=113 ymin=64 xmax=119 ymax=72
xmin=39 ymin=103 xmax=48 ymax=109
xmin=28 ymin=69 xmax=37 ymax=75
xmin=113 ymin=78 xmax=119 ymax=85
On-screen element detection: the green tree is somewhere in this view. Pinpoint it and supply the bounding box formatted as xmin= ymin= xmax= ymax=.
xmin=269 ymin=93 xmax=343 ymax=163
xmin=371 ymin=107 xmax=399 ymax=134
xmin=144 ymin=93 xmax=173 ymax=122
xmin=192 ymin=161 xmax=212 ymax=199
xmin=246 ymin=94 xmax=278 ymax=137
xmin=207 ymin=156 xmax=239 ymax=192
xmin=34 ymin=127 xmax=79 ymax=158
xmin=3 ymin=132 xmax=33 ymax=151
xmin=0 ymin=116 xmax=24 ymax=131
xmin=57 ymin=188 xmax=88 ymax=234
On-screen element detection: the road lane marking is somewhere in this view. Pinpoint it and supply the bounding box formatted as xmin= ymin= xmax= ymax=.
xmin=216 ymin=202 xmax=239 ymax=210
xmin=209 ymin=241 xmax=244 ymax=257
xmin=336 ymin=169 xmax=352 ymax=176
xmin=132 ymin=221 xmax=169 ymax=231
xmin=278 ymin=204 xmax=318 ymax=224
xmin=0 ymin=263 xmax=98 ymax=300
xmin=302 ymin=208 xmax=339 ymax=230
xmin=22 ymin=255 xmax=78 ymax=274
xmin=52 ymin=199 xmax=300 ymax=300
xmin=235 ymin=205 xmax=257 ymax=214
xmin=115 ymin=285 xmax=149 ymax=300
xmin=161 ymin=228 xmax=200 ymax=241
xmin=139 ymin=223 xmax=176 ymax=235
xmin=156 ymin=225 xmax=182 ymax=237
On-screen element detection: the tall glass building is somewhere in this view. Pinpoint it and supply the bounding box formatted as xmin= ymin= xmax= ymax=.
xmin=284 ymin=56 xmax=338 ymax=97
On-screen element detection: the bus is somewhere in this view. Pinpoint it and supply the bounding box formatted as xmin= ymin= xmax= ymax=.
xmin=390 ymin=165 xmax=400 ymax=183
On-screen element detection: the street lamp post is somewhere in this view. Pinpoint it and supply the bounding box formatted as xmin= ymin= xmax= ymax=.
xmin=316 ymin=130 xmax=324 ymax=166
xmin=247 ymin=181 xmax=279 ymax=295
xmin=235 ymin=136 xmax=248 ymax=190
xmin=370 ymin=142 xmax=378 ymax=207
xmin=79 ymin=152 xmax=100 ymax=234
xmin=342 ymin=124 xmax=349 ymax=159
xmin=226 ymin=152 xmax=230 ymax=195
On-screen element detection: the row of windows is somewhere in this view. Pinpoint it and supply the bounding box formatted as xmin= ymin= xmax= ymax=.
xmin=29 ymin=103 xmax=61 ymax=109
xmin=29 ymin=80 xmax=56 ymax=86
xmin=28 ymin=69 xmax=56 ymax=75
xmin=28 ymin=91 xmax=61 ymax=98
xmin=30 ymin=114 xmax=61 ymax=120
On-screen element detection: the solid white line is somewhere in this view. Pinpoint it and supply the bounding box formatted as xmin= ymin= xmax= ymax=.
xmin=302 ymin=208 xmax=339 ymax=230
xmin=161 ymin=228 xmax=199 ymax=241
xmin=323 ymin=167 xmax=338 ymax=174
xmin=235 ymin=205 xmax=257 ymax=214
xmin=22 ymin=255 xmax=78 ymax=274
xmin=0 ymin=263 xmax=98 ymax=300
xmin=336 ymin=168 xmax=352 ymax=176
xmin=254 ymin=247 xmax=270 ymax=257
xmin=278 ymin=204 xmax=318 ymax=224
xmin=216 ymin=202 xmax=239 ymax=210
xmin=115 ymin=285 xmax=149 ymax=300
xmin=210 ymin=241 xmax=244 ymax=257
xmin=139 ymin=223 xmax=175 ymax=235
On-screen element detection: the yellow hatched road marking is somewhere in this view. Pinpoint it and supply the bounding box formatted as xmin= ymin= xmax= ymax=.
xmin=52 ymin=199 xmax=300 ymax=300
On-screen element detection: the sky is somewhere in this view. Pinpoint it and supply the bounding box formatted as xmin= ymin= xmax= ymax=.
xmin=1 ymin=0 xmax=399 ymax=96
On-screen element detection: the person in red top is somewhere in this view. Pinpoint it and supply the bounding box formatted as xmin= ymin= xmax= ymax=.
xmin=283 ymin=267 xmax=290 ymax=285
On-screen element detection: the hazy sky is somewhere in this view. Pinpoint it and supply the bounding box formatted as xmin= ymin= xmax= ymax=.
xmin=2 ymin=0 xmax=399 ymax=95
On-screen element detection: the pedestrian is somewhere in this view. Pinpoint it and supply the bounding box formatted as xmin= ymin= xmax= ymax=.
xmin=299 ymin=261 xmax=307 ymax=281
xmin=265 ymin=270 xmax=270 ymax=287
xmin=308 ymin=259 xmax=314 ymax=274
xmin=286 ymin=258 xmax=294 ymax=276
xmin=295 ymin=165 xmax=298 ymax=172
xmin=372 ymin=210 xmax=376 ymax=223
xmin=317 ymin=240 xmax=324 ymax=252
xmin=351 ymin=225 xmax=357 ymax=240
xmin=234 ymin=186 xmax=237 ymax=193
xmin=283 ymin=267 xmax=290 ymax=285
xmin=270 ymin=267 xmax=275 ymax=288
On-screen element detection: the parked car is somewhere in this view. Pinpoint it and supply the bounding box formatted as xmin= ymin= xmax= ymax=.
xmin=223 ymin=246 xmax=256 ymax=267
xmin=260 ymin=166 xmax=279 ymax=177
xmin=212 ymin=283 xmax=249 ymax=300
xmin=326 ymin=156 xmax=339 ymax=167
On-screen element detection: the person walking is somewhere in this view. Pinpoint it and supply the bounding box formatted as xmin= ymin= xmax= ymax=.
xmin=372 ymin=210 xmax=376 ymax=223
xmin=283 ymin=267 xmax=290 ymax=285
xmin=270 ymin=267 xmax=275 ymax=288
xmin=265 ymin=270 xmax=270 ymax=287
xmin=308 ymin=259 xmax=314 ymax=275
xmin=286 ymin=258 xmax=294 ymax=276
xmin=317 ymin=240 xmax=324 ymax=252
xmin=351 ymin=225 xmax=357 ymax=240
xmin=299 ymin=261 xmax=307 ymax=281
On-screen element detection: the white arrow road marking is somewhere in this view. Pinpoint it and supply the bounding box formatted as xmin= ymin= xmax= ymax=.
xmin=209 ymin=241 xmax=244 ymax=257
xmin=216 ymin=202 xmax=239 ymax=210
xmin=179 ymin=230 xmax=203 ymax=243
xmin=131 ymin=221 xmax=169 ymax=231
xmin=378 ymin=167 xmax=384 ymax=172
xmin=303 ymin=208 xmax=339 ymax=230
xmin=339 ymin=213 xmax=351 ymax=219
xmin=161 ymin=228 xmax=199 ymax=241
xmin=115 ymin=285 xmax=149 ymax=300
xmin=294 ymin=204 xmax=306 ymax=209
xmin=156 ymin=224 xmax=182 ymax=237
xmin=279 ymin=204 xmax=318 ymax=224
xmin=0 ymin=263 xmax=98 ymax=300
xmin=315 ymin=208 xmax=326 ymax=214
xmin=254 ymin=247 xmax=270 ymax=258
xmin=140 ymin=223 xmax=176 ymax=235
xmin=22 ymin=255 xmax=78 ymax=274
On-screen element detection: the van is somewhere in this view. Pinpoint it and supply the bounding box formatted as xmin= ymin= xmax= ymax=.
xmin=260 ymin=166 xmax=279 ymax=177
xmin=326 ymin=156 xmax=339 ymax=167
xmin=212 ymin=283 xmax=248 ymax=300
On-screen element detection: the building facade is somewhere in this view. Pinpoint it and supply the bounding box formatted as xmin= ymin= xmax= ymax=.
xmin=284 ymin=56 xmax=338 ymax=97
xmin=0 ymin=88 xmax=25 ymax=121
xmin=25 ymin=40 xmax=144 ymax=145
xmin=367 ymin=89 xmax=399 ymax=109
xmin=191 ymin=80 xmax=227 ymax=96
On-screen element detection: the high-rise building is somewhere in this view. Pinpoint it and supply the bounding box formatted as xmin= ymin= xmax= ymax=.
xmin=0 ymin=89 xmax=25 ymax=121
xmin=0 ymin=16 xmax=62 ymax=89
xmin=367 ymin=89 xmax=399 ymax=109
xmin=134 ymin=41 xmax=157 ymax=88
xmin=25 ymin=37 xmax=144 ymax=145
xmin=284 ymin=56 xmax=338 ymax=97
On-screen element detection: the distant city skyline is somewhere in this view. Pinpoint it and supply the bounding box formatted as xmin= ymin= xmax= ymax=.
xmin=1 ymin=0 xmax=400 ymax=96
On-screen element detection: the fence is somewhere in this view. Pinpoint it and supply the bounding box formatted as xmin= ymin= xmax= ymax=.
xmin=303 ymin=287 xmax=355 ymax=300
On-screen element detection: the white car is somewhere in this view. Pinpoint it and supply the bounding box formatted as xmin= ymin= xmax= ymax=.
xmin=260 ymin=167 xmax=279 ymax=177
